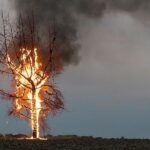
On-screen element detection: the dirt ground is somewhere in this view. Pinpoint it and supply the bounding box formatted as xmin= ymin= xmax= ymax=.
xmin=0 ymin=136 xmax=150 ymax=150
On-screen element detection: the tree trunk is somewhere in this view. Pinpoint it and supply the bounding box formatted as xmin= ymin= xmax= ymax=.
xmin=32 ymin=90 xmax=38 ymax=138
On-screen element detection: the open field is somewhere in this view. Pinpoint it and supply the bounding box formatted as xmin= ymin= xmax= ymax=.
xmin=0 ymin=136 xmax=150 ymax=150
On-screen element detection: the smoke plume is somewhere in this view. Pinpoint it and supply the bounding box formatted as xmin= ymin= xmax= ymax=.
xmin=12 ymin=0 xmax=150 ymax=64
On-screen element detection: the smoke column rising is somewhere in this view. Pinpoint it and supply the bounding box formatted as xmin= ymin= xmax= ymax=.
xmin=11 ymin=0 xmax=150 ymax=65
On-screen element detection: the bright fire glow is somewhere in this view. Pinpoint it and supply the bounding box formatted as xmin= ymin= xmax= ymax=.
xmin=6 ymin=48 xmax=49 ymax=138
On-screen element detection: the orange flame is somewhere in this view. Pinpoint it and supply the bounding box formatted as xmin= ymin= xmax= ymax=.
xmin=7 ymin=48 xmax=49 ymax=138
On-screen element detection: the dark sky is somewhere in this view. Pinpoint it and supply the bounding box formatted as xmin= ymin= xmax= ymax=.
xmin=1 ymin=0 xmax=150 ymax=138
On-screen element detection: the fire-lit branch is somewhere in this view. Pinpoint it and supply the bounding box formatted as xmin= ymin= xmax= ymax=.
xmin=0 ymin=12 xmax=64 ymax=138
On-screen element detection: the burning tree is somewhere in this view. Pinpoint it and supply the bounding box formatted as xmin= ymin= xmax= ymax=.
xmin=0 ymin=12 xmax=64 ymax=138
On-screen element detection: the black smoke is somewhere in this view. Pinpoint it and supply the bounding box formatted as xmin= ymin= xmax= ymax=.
xmin=12 ymin=0 xmax=150 ymax=64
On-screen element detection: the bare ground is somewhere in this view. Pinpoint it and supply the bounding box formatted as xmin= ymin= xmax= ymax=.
xmin=0 ymin=136 xmax=150 ymax=150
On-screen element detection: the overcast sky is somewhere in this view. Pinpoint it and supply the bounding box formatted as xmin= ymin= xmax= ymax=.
xmin=1 ymin=0 xmax=150 ymax=138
